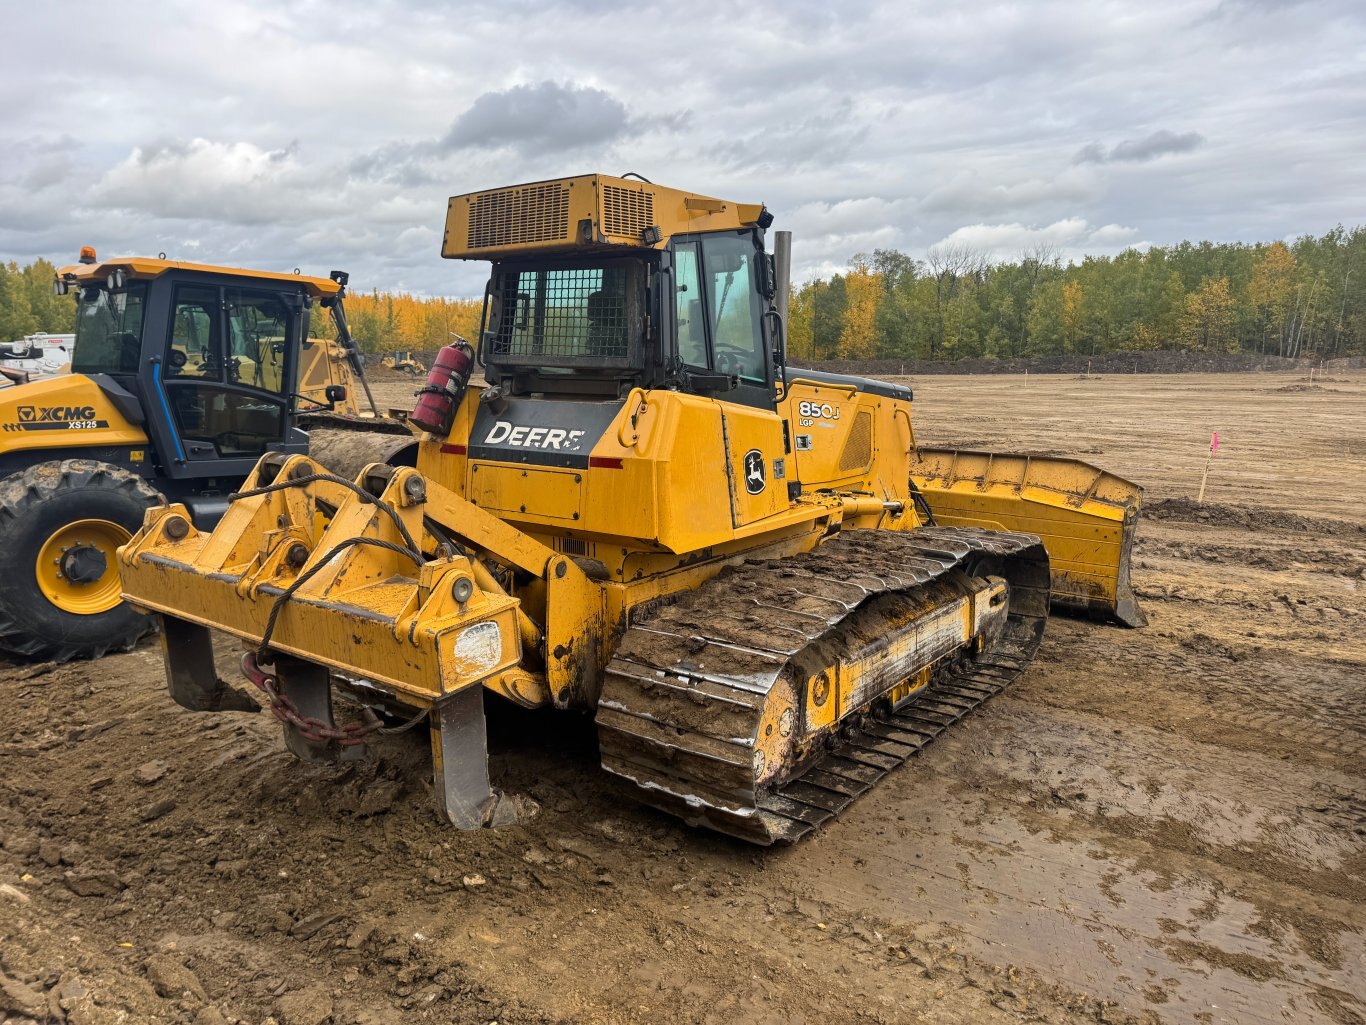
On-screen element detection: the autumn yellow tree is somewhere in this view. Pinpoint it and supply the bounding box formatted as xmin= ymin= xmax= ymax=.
xmin=838 ymin=263 xmax=883 ymax=359
xmin=339 ymin=292 xmax=484 ymax=352
xmin=1181 ymin=277 xmax=1236 ymax=351
xmin=1247 ymin=242 xmax=1297 ymax=354
xmin=786 ymin=287 xmax=815 ymax=361
xmin=1061 ymin=279 xmax=1085 ymax=353
xmin=1129 ymin=323 xmax=1163 ymax=350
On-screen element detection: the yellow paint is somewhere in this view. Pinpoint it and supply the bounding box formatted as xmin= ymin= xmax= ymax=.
xmin=36 ymin=518 xmax=131 ymax=614
xmin=884 ymin=666 xmax=933 ymax=709
xmin=470 ymin=463 xmax=582 ymax=521
xmin=442 ymin=174 xmax=767 ymax=261
xmin=296 ymin=339 xmax=362 ymax=415
xmin=911 ymin=447 xmax=1143 ymax=619
xmin=120 ymin=465 xmax=526 ymax=703
xmin=56 ymin=257 xmax=341 ymax=298
xmin=0 ymin=374 xmax=149 ymax=457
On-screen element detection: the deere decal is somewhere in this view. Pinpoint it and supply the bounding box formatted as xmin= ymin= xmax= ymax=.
xmin=4 ymin=405 xmax=109 ymax=431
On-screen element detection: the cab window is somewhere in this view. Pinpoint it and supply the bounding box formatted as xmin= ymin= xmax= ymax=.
xmin=674 ymin=241 xmax=708 ymax=368
xmin=703 ymin=233 xmax=765 ymax=384
xmin=167 ymin=286 xmax=218 ymax=379
xmin=71 ymin=284 xmax=147 ymax=375
xmin=162 ymin=284 xmax=294 ymax=459
xmin=226 ymin=289 xmax=289 ymax=394
xmin=670 ymin=232 xmax=767 ymax=386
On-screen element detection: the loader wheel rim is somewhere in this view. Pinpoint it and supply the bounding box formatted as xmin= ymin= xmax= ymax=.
xmin=35 ymin=519 xmax=132 ymax=615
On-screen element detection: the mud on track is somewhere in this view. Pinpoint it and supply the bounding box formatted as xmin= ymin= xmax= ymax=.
xmin=1 ymin=372 xmax=1363 ymax=1025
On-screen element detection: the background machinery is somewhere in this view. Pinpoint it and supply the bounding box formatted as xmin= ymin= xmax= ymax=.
xmin=381 ymin=350 xmax=427 ymax=376
xmin=120 ymin=175 xmax=1143 ymax=843
xmin=0 ymin=252 xmax=405 ymax=662
xmin=2 ymin=332 xmax=76 ymax=380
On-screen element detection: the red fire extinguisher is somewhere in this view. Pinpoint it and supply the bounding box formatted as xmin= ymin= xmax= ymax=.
xmin=409 ymin=338 xmax=475 ymax=436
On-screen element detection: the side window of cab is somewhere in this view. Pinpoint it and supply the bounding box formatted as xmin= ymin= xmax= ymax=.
xmin=671 ymin=231 xmax=772 ymax=406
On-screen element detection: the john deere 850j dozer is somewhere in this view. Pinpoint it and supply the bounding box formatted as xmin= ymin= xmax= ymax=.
xmin=120 ymin=175 xmax=1142 ymax=843
xmin=0 ymin=251 xmax=405 ymax=662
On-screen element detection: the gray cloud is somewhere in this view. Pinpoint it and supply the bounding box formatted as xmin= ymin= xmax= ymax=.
xmin=1074 ymin=130 xmax=1207 ymax=165
xmin=442 ymin=81 xmax=631 ymax=154
xmin=0 ymin=0 xmax=1362 ymax=296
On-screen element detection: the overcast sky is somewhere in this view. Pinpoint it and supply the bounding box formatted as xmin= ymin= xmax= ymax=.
xmin=3 ymin=0 xmax=1364 ymax=297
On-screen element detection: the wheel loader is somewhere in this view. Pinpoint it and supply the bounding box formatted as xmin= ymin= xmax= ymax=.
xmin=119 ymin=175 xmax=1143 ymax=843
xmin=0 ymin=250 xmax=410 ymax=663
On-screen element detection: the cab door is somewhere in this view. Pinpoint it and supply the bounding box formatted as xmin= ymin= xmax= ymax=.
xmin=671 ymin=233 xmax=788 ymax=525
xmin=152 ymin=281 xmax=306 ymax=478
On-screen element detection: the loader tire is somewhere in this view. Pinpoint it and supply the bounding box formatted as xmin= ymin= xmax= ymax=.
xmin=0 ymin=460 xmax=164 ymax=662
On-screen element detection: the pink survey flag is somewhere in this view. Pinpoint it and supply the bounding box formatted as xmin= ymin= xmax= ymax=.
xmin=1211 ymin=431 xmax=1219 ymax=454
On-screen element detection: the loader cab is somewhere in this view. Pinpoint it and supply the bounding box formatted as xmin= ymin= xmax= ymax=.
xmin=480 ymin=227 xmax=780 ymax=411
xmin=59 ymin=258 xmax=328 ymax=483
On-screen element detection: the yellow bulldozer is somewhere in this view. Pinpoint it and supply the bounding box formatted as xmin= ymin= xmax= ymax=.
xmin=381 ymin=350 xmax=427 ymax=376
xmin=0 ymin=250 xmax=409 ymax=663
xmin=119 ymin=175 xmax=1141 ymax=843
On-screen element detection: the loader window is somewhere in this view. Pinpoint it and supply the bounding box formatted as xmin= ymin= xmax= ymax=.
xmin=168 ymin=286 xmax=219 ymax=379
xmin=161 ymin=284 xmax=294 ymax=460
xmin=226 ymin=289 xmax=289 ymax=394
xmin=70 ymin=284 xmax=147 ymax=375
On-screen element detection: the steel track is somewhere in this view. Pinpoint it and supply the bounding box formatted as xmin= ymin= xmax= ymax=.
xmin=596 ymin=527 xmax=1050 ymax=844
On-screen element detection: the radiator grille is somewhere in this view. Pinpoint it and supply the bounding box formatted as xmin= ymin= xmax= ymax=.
xmin=467 ymin=183 xmax=570 ymax=249
xmin=601 ymin=185 xmax=654 ymax=239
xmin=838 ymin=411 xmax=874 ymax=472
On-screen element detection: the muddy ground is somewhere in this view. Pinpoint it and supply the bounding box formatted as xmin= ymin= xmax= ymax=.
xmin=1 ymin=372 xmax=1362 ymax=1025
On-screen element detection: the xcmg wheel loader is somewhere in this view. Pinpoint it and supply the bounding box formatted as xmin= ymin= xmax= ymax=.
xmin=0 ymin=251 xmax=410 ymax=663
xmin=119 ymin=175 xmax=1143 ymax=843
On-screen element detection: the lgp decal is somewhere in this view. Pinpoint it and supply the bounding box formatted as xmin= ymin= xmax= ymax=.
xmin=4 ymin=405 xmax=108 ymax=432
xmin=743 ymin=449 xmax=766 ymax=495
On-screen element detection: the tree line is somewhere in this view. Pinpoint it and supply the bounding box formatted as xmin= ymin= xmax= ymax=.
xmin=5 ymin=225 xmax=1365 ymax=360
xmin=787 ymin=226 xmax=1366 ymax=361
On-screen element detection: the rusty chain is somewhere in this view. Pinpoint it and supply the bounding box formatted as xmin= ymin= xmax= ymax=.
xmin=241 ymin=652 xmax=427 ymax=745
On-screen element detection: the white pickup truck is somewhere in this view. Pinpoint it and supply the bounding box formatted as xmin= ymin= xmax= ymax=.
xmin=1 ymin=332 xmax=75 ymax=382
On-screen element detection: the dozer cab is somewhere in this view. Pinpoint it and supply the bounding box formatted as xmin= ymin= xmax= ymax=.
xmin=0 ymin=250 xmax=402 ymax=662
xmin=121 ymin=175 xmax=1143 ymax=843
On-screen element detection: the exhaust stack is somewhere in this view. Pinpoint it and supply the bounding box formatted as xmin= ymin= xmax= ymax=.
xmin=774 ymin=230 xmax=792 ymax=333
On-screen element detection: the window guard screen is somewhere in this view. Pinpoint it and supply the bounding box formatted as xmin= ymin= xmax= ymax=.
xmin=488 ymin=263 xmax=638 ymax=365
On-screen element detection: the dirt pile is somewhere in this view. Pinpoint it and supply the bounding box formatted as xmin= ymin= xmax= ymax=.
xmin=1145 ymin=497 xmax=1366 ymax=536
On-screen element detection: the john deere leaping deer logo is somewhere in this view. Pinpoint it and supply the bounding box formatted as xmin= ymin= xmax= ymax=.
xmin=743 ymin=449 xmax=765 ymax=495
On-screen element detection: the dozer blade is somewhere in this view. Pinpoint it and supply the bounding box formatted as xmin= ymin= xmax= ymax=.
xmin=596 ymin=527 xmax=1050 ymax=844
xmin=910 ymin=448 xmax=1145 ymax=627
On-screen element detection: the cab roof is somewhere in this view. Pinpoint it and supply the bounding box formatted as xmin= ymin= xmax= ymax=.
xmin=56 ymin=256 xmax=342 ymax=299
